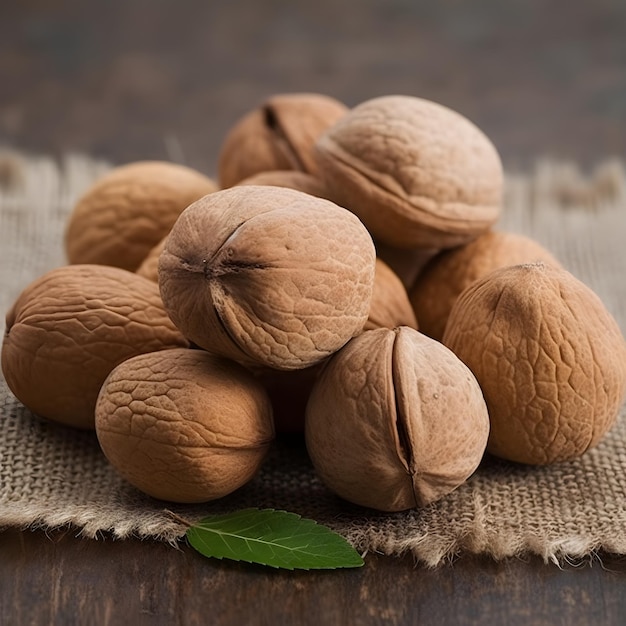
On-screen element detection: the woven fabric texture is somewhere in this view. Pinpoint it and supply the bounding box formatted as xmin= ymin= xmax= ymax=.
xmin=1 ymin=151 xmax=625 ymax=566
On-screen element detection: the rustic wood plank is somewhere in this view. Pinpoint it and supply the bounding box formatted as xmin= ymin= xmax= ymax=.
xmin=1 ymin=529 xmax=625 ymax=626
xmin=1 ymin=0 xmax=625 ymax=175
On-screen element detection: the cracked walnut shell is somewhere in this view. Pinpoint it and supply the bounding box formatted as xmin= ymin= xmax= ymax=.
xmin=305 ymin=327 xmax=490 ymax=512
xmin=218 ymin=93 xmax=348 ymax=188
xmin=442 ymin=262 xmax=626 ymax=465
xmin=158 ymin=185 xmax=376 ymax=370
xmin=95 ymin=348 xmax=274 ymax=503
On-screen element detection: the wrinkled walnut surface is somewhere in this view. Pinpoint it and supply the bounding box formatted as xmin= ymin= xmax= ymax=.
xmin=96 ymin=348 xmax=274 ymax=503
xmin=365 ymin=258 xmax=418 ymax=331
xmin=411 ymin=231 xmax=560 ymax=341
xmin=258 ymin=259 xmax=416 ymax=434
xmin=443 ymin=262 xmax=626 ymax=464
xmin=305 ymin=326 xmax=489 ymax=512
xmin=159 ymin=185 xmax=376 ymax=370
xmin=315 ymin=95 xmax=503 ymax=249
xmin=218 ymin=93 xmax=348 ymax=188
xmin=65 ymin=161 xmax=217 ymax=271
xmin=1 ymin=264 xmax=188 ymax=429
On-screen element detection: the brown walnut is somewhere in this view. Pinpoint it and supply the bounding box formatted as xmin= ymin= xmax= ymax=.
xmin=366 ymin=258 xmax=418 ymax=331
xmin=411 ymin=231 xmax=560 ymax=341
xmin=218 ymin=93 xmax=348 ymax=188
xmin=65 ymin=161 xmax=217 ymax=271
xmin=305 ymin=326 xmax=490 ymax=512
xmin=158 ymin=185 xmax=376 ymax=371
xmin=257 ymin=258 xmax=416 ymax=435
xmin=95 ymin=348 xmax=274 ymax=503
xmin=315 ymin=95 xmax=503 ymax=249
xmin=1 ymin=265 xmax=188 ymax=429
xmin=442 ymin=262 xmax=626 ymax=464
xmin=375 ymin=242 xmax=439 ymax=291
xmin=136 ymin=236 xmax=167 ymax=282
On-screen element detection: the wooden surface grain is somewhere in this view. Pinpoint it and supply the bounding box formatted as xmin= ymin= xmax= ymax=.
xmin=2 ymin=528 xmax=626 ymax=626
xmin=1 ymin=0 xmax=625 ymax=175
xmin=1 ymin=1 xmax=626 ymax=624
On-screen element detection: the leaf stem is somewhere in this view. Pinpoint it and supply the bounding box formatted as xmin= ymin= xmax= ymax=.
xmin=164 ymin=509 xmax=195 ymax=528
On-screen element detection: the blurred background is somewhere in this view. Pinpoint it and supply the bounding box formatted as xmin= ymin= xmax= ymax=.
xmin=1 ymin=0 xmax=624 ymax=175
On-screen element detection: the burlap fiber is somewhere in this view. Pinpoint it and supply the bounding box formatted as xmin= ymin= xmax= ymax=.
xmin=1 ymin=150 xmax=626 ymax=567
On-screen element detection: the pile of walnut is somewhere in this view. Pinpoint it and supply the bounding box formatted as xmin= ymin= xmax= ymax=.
xmin=3 ymin=93 xmax=626 ymax=511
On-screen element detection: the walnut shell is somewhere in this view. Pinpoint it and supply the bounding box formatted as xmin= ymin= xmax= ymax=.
xmin=366 ymin=258 xmax=418 ymax=331
xmin=218 ymin=93 xmax=348 ymax=188
xmin=136 ymin=236 xmax=167 ymax=282
xmin=137 ymin=170 xmax=331 ymax=285
xmin=305 ymin=327 xmax=490 ymax=512
xmin=237 ymin=170 xmax=329 ymax=199
xmin=95 ymin=348 xmax=274 ymax=503
xmin=65 ymin=161 xmax=217 ymax=271
xmin=411 ymin=231 xmax=560 ymax=341
xmin=315 ymin=95 xmax=503 ymax=249
xmin=258 ymin=259 xmax=416 ymax=435
xmin=159 ymin=185 xmax=376 ymax=370
xmin=1 ymin=265 xmax=188 ymax=429
xmin=442 ymin=262 xmax=626 ymax=464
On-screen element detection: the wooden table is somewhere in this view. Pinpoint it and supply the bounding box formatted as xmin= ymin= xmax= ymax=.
xmin=2 ymin=528 xmax=626 ymax=625
xmin=1 ymin=1 xmax=626 ymax=624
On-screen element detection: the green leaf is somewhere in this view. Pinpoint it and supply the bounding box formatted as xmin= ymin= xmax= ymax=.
xmin=185 ymin=508 xmax=364 ymax=570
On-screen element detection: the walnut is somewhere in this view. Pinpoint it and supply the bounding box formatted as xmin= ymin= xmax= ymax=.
xmin=65 ymin=161 xmax=217 ymax=271
xmin=136 ymin=236 xmax=167 ymax=282
xmin=315 ymin=95 xmax=503 ymax=249
xmin=256 ymin=258 xmax=416 ymax=435
xmin=158 ymin=185 xmax=376 ymax=370
xmin=366 ymin=258 xmax=418 ymax=331
xmin=218 ymin=93 xmax=348 ymax=188
xmin=96 ymin=348 xmax=274 ymax=503
xmin=443 ymin=262 xmax=626 ymax=464
xmin=305 ymin=327 xmax=489 ymax=511
xmin=410 ymin=231 xmax=560 ymax=341
xmin=1 ymin=265 xmax=187 ymax=429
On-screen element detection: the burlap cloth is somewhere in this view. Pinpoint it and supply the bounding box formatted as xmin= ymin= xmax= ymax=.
xmin=1 ymin=150 xmax=626 ymax=567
